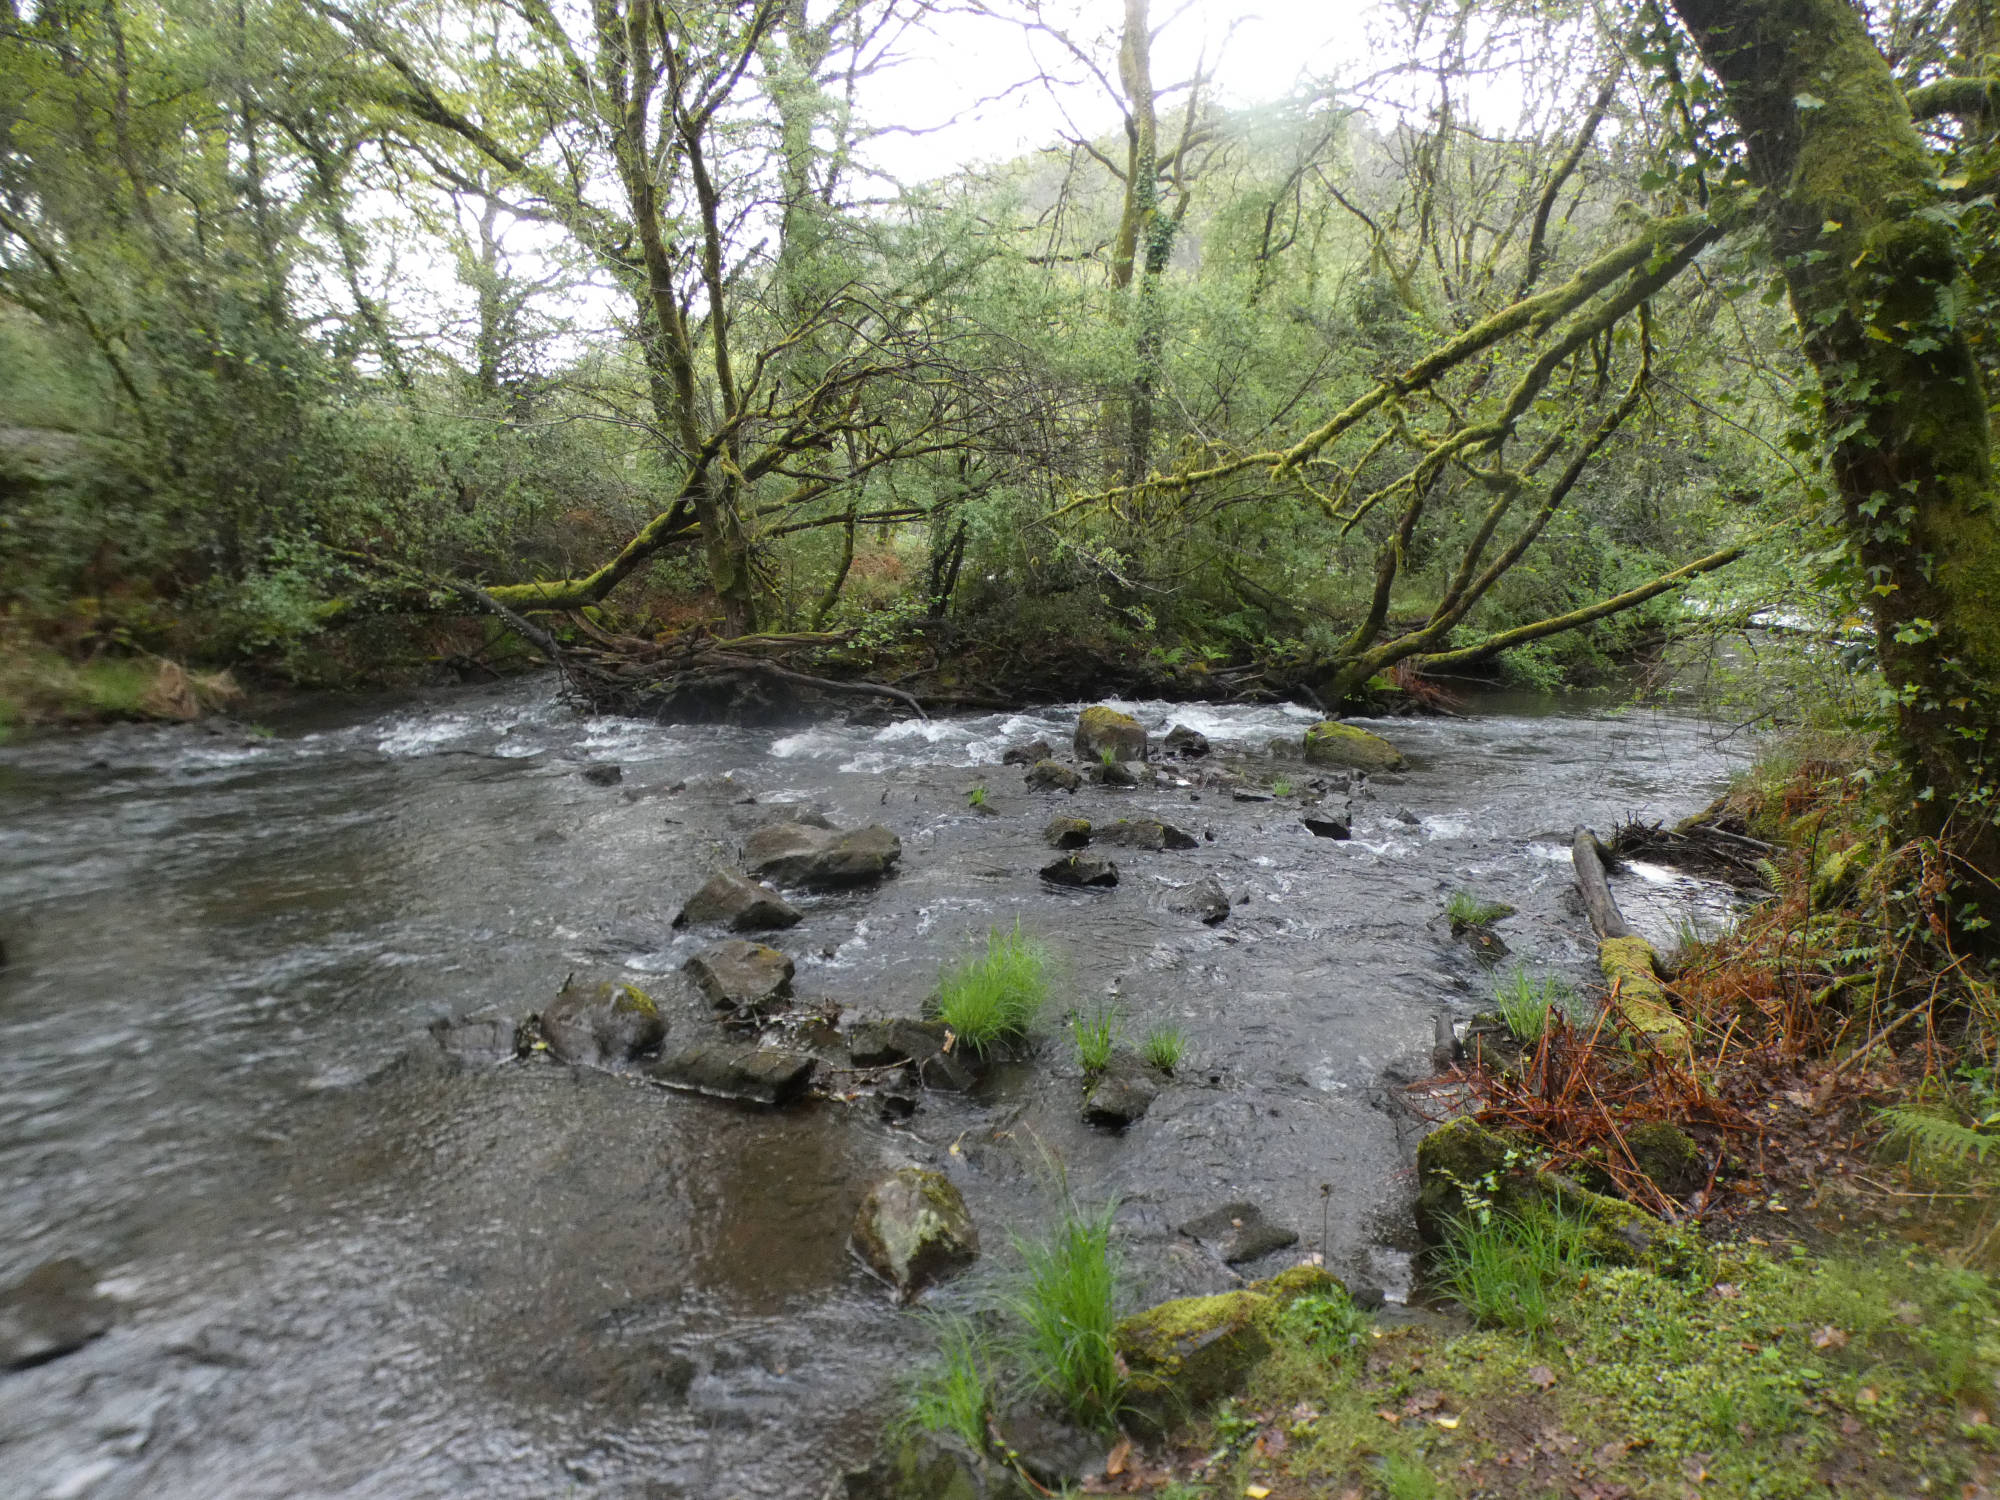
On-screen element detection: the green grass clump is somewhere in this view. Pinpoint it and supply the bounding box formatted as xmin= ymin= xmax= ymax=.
xmin=1491 ymin=966 xmax=1581 ymax=1043
xmin=1271 ymin=778 xmax=1293 ymax=797
xmin=897 ymin=1313 xmax=990 ymax=1448
xmin=1070 ymin=1003 xmax=1120 ymax=1074
xmin=935 ymin=923 xmax=1050 ymax=1053
xmin=1445 ymin=889 xmax=1516 ymax=929
xmin=1006 ymin=1201 xmax=1124 ymax=1431
xmin=1433 ymin=1205 xmax=1598 ymax=1335
xmin=1141 ymin=1023 xmax=1188 ymax=1073
xmin=1277 ymin=1288 xmax=1368 ymax=1361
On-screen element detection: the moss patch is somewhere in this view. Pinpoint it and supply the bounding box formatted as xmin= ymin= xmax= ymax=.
xmin=1302 ymin=720 xmax=1407 ymax=771
xmin=1598 ymin=935 xmax=1688 ymax=1048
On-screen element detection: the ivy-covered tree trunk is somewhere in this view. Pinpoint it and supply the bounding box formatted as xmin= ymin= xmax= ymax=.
xmin=1671 ymin=0 xmax=2000 ymax=939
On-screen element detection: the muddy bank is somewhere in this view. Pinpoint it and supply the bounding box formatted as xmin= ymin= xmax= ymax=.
xmin=0 ymin=680 xmax=1745 ymax=1498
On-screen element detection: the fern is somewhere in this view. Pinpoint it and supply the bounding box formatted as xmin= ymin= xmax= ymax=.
xmin=1880 ymin=1105 xmax=1998 ymax=1171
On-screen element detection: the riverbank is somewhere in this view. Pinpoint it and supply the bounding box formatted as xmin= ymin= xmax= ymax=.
xmin=863 ymin=738 xmax=2000 ymax=1500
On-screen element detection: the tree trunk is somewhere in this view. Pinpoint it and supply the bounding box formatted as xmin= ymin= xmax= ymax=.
xmin=1670 ymin=0 xmax=2000 ymax=937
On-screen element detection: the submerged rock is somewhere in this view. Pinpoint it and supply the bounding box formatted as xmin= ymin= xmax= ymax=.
xmin=1097 ymin=817 xmax=1198 ymax=851
xmin=1039 ymin=853 xmax=1119 ymax=888
xmin=1164 ymin=874 xmax=1231 ymax=924
xmin=1303 ymin=720 xmax=1406 ymax=771
xmin=1042 ymin=815 xmax=1092 ymax=849
xmin=743 ymin=821 xmax=901 ymax=888
xmin=0 ymin=1258 xmax=114 ymax=1371
xmin=540 ymin=979 xmax=666 ymax=1067
xmin=430 ymin=1010 xmax=528 ymax=1064
xmin=1024 ymin=759 xmax=1082 ymax=793
xmin=581 ymin=763 xmax=623 ymax=786
xmin=1266 ymin=735 xmax=1305 ymax=761
xmin=1073 ymin=705 xmax=1148 ymax=761
xmin=1001 ymin=738 xmax=1056 ymax=766
xmin=851 ymin=1167 xmax=979 ymax=1301
xmin=1162 ymin=724 xmax=1210 ymax=758
xmin=673 ymin=870 xmax=802 ymax=932
xmin=648 ymin=1042 xmax=815 ymax=1105
xmin=1178 ymin=1201 xmax=1299 ymax=1264
xmin=683 ymin=940 xmax=795 ymax=1013
xmin=1082 ymin=1051 xmax=1158 ymax=1128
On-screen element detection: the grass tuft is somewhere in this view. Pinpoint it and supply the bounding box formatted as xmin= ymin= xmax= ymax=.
xmin=1433 ymin=1205 xmax=1598 ymax=1335
xmin=897 ymin=1312 xmax=990 ymax=1449
xmin=935 ymin=923 xmax=1050 ymax=1053
xmin=1492 ymin=966 xmax=1581 ymax=1043
xmin=1446 ymin=889 xmax=1516 ymax=930
xmin=1141 ymin=1022 xmax=1188 ymax=1073
xmin=1006 ymin=1200 xmax=1124 ymax=1431
xmin=1070 ymin=1003 xmax=1120 ymax=1074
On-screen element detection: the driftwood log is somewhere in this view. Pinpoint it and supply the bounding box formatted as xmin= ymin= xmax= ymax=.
xmin=1572 ymin=827 xmax=1689 ymax=1050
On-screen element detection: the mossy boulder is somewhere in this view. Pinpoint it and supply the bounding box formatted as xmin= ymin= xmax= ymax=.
xmin=852 ymin=1167 xmax=979 ymax=1302
xmin=844 ymin=1430 xmax=1036 ymax=1500
xmin=539 ymin=979 xmax=665 ymax=1068
xmin=1024 ymin=759 xmax=1083 ymax=793
xmin=1043 ymin=815 xmax=1092 ymax=849
xmin=1113 ymin=1264 xmax=1345 ymax=1434
xmin=1115 ymin=1289 xmax=1273 ymax=1434
xmin=1074 ymin=705 xmax=1148 ymax=761
xmin=1302 ymin=721 xmax=1406 ymax=772
xmin=1624 ymin=1121 xmax=1704 ymax=1196
xmin=1414 ymin=1116 xmax=1678 ymax=1269
xmin=1598 ymin=936 xmax=1688 ymax=1049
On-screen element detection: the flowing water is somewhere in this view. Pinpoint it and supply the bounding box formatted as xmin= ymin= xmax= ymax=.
xmin=0 ymin=680 xmax=1747 ymax=1499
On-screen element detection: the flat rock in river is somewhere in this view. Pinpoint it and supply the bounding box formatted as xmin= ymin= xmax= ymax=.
xmin=741 ymin=821 xmax=900 ymax=888
xmin=1040 ymin=853 xmax=1119 ymax=888
xmin=648 ymin=1042 xmax=815 ymax=1105
xmin=1002 ymin=738 xmax=1055 ymax=765
xmin=683 ymin=939 xmax=794 ymax=1011
xmin=1 ymin=1258 xmax=114 ymax=1371
xmin=1082 ymin=1051 xmax=1159 ymax=1128
xmin=429 ymin=1010 xmax=528 ymax=1064
xmin=849 ymin=1018 xmax=976 ymax=1090
xmin=1178 ymin=1201 xmax=1300 ymax=1264
xmin=1097 ymin=817 xmax=1198 ymax=851
xmin=673 ymin=869 xmax=802 ymax=931
xmin=1024 ymin=759 xmax=1082 ymax=793
xmin=540 ymin=979 xmax=666 ymax=1067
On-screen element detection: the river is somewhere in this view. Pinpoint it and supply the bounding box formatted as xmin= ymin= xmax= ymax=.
xmin=0 ymin=679 xmax=1746 ymax=1499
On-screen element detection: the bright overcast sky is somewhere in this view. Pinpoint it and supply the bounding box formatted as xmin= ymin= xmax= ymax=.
xmin=860 ymin=1 xmax=1383 ymax=183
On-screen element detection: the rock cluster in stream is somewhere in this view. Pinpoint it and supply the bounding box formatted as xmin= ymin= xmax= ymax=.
xmin=414 ymin=703 xmax=1415 ymax=1330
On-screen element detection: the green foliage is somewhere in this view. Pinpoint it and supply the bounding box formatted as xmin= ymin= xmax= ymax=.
xmin=966 ymin=785 xmax=988 ymax=808
xmin=1005 ymin=1200 xmax=1124 ymax=1431
xmin=1270 ymin=779 xmax=1293 ymax=797
xmin=1070 ymin=1003 xmax=1120 ymax=1074
xmin=1380 ymin=1452 xmax=1443 ymax=1500
xmin=1141 ymin=1023 xmax=1188 ymax=1074
xmin=1433 ymin=1206 xmax=1600 ymax=1334
xmin=1492 ymin=967 xmax=1581 ymax=1043
xmin=1445 ymin=891 xmax=1515 ymax=930
xmin=1275 ymin=1289 xmax=1368 ymax=1363
xmin=935 ymin=924 xmax=1050 ymax=1054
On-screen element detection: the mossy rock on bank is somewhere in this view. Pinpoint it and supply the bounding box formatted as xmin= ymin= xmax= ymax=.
xmin=842 ymin=1430 xmax=1036 ymax=1500
xmin=1073 ymin=705 xmax=1147 ymax=761
xmin=1598 ymin=935 xmax=1688 ymax=1049
xmin=1624 ymin=1121 xmax=1704 ymax=1196
xmin=1302 ymin=721 xmax=1406 ymax=772
xmin=1113 ymin=1264 xmax=1345 ymax=1434
xmin=1414 ymin=1116 xmax=1679 ymax=1270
